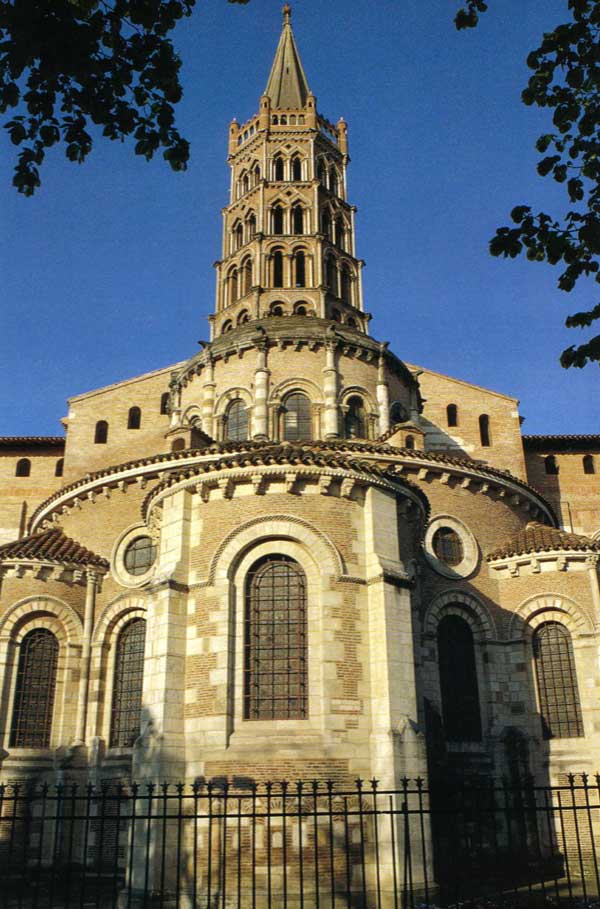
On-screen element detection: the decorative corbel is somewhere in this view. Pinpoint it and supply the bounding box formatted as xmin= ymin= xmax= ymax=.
xmin=319 ymin=475 xmax=333 ymax=495
xmin=218 ymin=477 xmax=235 ymax=500
xmin=251 ymin=474 xmax=267 ymax=495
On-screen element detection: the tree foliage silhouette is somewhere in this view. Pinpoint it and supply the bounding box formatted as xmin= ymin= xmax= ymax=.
xmin=456 ymin=0 xmax=600 ymax=367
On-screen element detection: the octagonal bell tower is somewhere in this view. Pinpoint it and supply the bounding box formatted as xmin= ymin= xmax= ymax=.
xmin=211 ymin=4 xmax=368 ymax=339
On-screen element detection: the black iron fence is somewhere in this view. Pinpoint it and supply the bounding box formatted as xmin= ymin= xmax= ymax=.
xmin=1 ymin=775 xmax=600 ymax=907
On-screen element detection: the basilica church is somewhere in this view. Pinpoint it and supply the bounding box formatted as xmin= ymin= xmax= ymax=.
xmin=1 ymin=7 xmax=599 ymax=794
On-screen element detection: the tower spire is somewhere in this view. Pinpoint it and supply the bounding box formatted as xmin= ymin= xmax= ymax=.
xmin=264 ymin=5 xmax=311 ymax=109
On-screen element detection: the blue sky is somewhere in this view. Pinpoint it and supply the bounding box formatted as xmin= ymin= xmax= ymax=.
xmin=1 ymin=0 xmax=597 ymax=436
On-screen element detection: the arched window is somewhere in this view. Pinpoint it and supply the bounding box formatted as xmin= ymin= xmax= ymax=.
xmin=283 ymin=392 xmax=312 ymax=441
xmin=247 ymin=213 xmax=257 ymax=239
xmin=273 ymin=157 xmax=285 ymax=181
xmin=437 ymin=615 xmax=482 ymax=742
xmin=321 ymin=209 xmax=331 ymax=239
xmin=583 ymin=454 xmax=595 ymax=475
xmin=390 ymin=402 xmax=408 ymax=425
xmin=241 ymin=173 xmax=249 ymax=195
xmin=272 ymin=250 xmax=284 ymax=288
xmin=294 ymin=301 xmax=309 ymax=316
xmin=54 ymin=458 xmax=64 ymax=477
xmin=110 ymin=618 xmax=147 ymax=748
xmin=234 ymin=222 xmax=243 ymax=250
xmin=171 ymin=438 xmax=186 ymax=452
xmin=479 ymin=414 xmax=491 ymax=447
xmin=228 ymin=269 xmax=238 ymax=304
xmin=253 ymin=164 xmax=261 ymax=184
xmin=544 ymin=455 xmax=559 ymax=475
xmin=241 ymin=258 xmax=253 ymax=296
xmin=10 ymin=628 xmax=59 ymax=748
xmin=292 ymin=206 xmax=304 ymax=235
xmin=224 ymin=399 xmax=248 ymax=442
xmin=127 ymin=406 xmax=141 ymax=430
xmin=326 ymin=257 xmax=337 ymax=295
xmin=271 ymin=302 xmax=285 ymax=316
xmin=330 ymin=166 xmax=338 ymax=195
xmin=533 ymin=622 xmax=583 ymax=739
xmin=237 ymin=310 xmax=249 ymax=326
xmin=221 ymin=320 xmax=234 ymax=334
xmin=317 ymin=159 xmax=327 ymax=186
xmin=340 ymin=264 xmax=352 ymax=304
xmin=160 ymin=392 xmax=170 ymax=415
xmin=345 ymin=395 xmax=367 ymax=439
xmin=291 ymin=157 xmax=302 ymax=181
xmin=405 ymin=434 xmax=415 ymax=450
xmin=15 ymin=458 xmax=31 ymax=477
xmin=94 ymin=420 xmax=108 ymax=444
xmin=294 ymin=251 xmax=306 ymax=287
xmin=272 ymin=206 xmax=284 ymax=235
xmin=447 ymin=404 xmax=458 ymax=427
xmin=244 ymin=555 xmax=307 ymax=720
xmin=335 ymin=217 xmax=345 ymax=248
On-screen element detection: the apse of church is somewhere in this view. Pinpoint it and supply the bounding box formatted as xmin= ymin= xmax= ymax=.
xmin=0 ymin=5 xmax=599 ymax=797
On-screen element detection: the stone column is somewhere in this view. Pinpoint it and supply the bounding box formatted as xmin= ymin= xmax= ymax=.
xmin=253 ymin=342 xmax=269 ymax=440
xmin=74 ymin=569 xmax=98 ymax=744
xmin=376 ymin=344 xmax=390 ymax=435
xmin=201 ymin=357 xmax=216 ymax=438
xmin=322 ymin=341 xmax=339 ymax=439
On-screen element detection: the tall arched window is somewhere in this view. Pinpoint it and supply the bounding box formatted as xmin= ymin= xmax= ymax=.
xmin=283 ymin=392 xmax=312 ymax=440
xmin=272 ymin=206 xmax=284 ymax=235
xmin=321 ymin=209 xmax=331 ymax=239
xmin=228 ymin=269 xmax=238 ymax=304
xmin=273 ymin=157 xmax=285 ymax=181
xmin=344 ymin=395 xmax=367 ymax=439
xmin=294 ymin=251 xmax=306 ymax=287
xmin=446 ymin=404 xmax=458 ymax=427
xmin=479 ymin=414 xmax=491 ymax=447
xmin=437 ymin=614 xmax=482 ymax=742
xmin=234 ymin=222 xmax=243 ymax=251
xmin=272 ymin=250 xmax=284 ymax=288
xmin=544 ymin=455 xmax=559 ymax=475
xmin=110 ymin=618 xmax=147 ymax=748
xmin=225 ymin=399 xmax=248 ymax=442
xmin=241 ymin=258 xmax=252 ymax=296
xmin=335 ymin=217 xmax=345 ymax=249
xmin=326 ymin=257 xmax=337 ymax=295
xmin=583 ymin=454 xmax=595 ymax=475
xmin=54 ymin=458 xmax=64 ymax=477
xmin=15 ymin=458 xmax=31 ymax=477
xmin=127 ymin=406 xmax=141 ymax=430
xmin=247 ymin=213 xmax=257 ymax=239
xmin=340 ymin=264 xmax=352 ymax=304
xmin=160 ymin=392 xmax=170 ymax=415
xmin=10 ymin=628 xmax=59 ymax=748
xmin=533 ymin=621 xmax=583 ymax=739
xmin=253 ymin=164 xmax=261 ymax=184
xmin=405 ymin=434 xmax=415 ymax=450
xmin=317 ymin=159 xmax=327 ymax=186
xmin=292 ymin=206 xmax=304 ymax=235
xmin=94 ymin=420 xmax=108 ymax=444
xmin=330 ymin=166 xmax=338 ymax=195
xmin=244 ymin=555 xmax=307 ymax=720
xmin=291 ymin=156 xmax=302 ymax=181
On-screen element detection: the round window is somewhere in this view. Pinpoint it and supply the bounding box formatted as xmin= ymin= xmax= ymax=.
xmin=432 ymin=527 xmax=464 ymax=567
xmin=123 ymin=536 xmax=157 ymax=576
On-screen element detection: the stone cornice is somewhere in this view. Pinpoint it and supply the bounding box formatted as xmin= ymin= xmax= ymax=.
xmin=28 ymin=439 xmax=555 ymax=533
xmin=489 ymin=550 xmax=599 ymax=579
xmin=0 ymin=561 xmax=104 ymax=586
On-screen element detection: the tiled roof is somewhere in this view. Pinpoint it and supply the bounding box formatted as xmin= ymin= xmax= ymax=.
xmin=0 ymin=437 xmax=64 ymax=447
xmin=523 ymin=435 xmax=600 ymax=451
xmin=487 ymin=522 xmax=600 ymax=561
xmin=0 ymin=529 xmax=108 ymax=568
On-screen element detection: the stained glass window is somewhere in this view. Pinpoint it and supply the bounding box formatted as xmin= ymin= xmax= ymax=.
xmin=533 ymin=622 xmax=583 ymax=739
xmin=283 ymin=393 xmax=311 ymax=440
xmin=10 ymin=629 xmax=58 ymax=748
xmin=110 ymin=618 xmax=147 ymax=747
xmin=244 ymin=556 xmax=307 ymax=720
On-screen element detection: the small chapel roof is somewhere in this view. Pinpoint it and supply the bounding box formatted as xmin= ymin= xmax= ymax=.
xmin=487 ymin=521 xmax=600 ymax=561
xmin=264 ymin=5 xmax=311 ymax=109
xmin=0 ymin=528 xmax=108 ymax=568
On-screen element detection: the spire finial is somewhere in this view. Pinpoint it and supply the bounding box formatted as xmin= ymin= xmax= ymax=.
xmin=283 ymin=4 xmax=291 ymax=25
